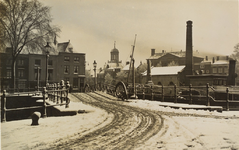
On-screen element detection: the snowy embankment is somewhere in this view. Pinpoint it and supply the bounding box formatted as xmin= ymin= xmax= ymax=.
xmin=1 ymin=94 xmax=239 ymax=150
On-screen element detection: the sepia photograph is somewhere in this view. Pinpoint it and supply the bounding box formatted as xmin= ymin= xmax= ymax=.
xmin=1 ymin=0 xmax=239 ymax=149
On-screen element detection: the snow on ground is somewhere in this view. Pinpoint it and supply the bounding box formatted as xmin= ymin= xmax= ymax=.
xmin=1 ymin=94 xmax=239 ymax=150
xmin=1 ymin=94 xmax=113 ymax=150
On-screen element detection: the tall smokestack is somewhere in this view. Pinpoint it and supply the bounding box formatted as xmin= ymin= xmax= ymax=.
xmin=185 ymin=20 xmax=193 ymax=85
xmin=227 ymin=59 xmax=237 ymax=86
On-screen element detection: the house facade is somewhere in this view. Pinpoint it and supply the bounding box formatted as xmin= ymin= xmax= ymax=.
xmin=0 ymin=41 xmax=86 ymax=92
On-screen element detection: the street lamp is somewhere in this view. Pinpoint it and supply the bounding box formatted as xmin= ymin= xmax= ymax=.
xmin=45 ymin=42 xmax=51 ymax=87
xmin=93 ymin=60 xmax=97 ymax=90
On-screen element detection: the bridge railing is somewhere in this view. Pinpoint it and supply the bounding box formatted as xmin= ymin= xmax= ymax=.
xmin=87 ymin=82 xmax=239 ymax=110
xmin=1 ymin=81 xmax=70 ymax=122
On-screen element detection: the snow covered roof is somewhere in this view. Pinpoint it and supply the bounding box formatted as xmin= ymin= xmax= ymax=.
xmin=122 ymin=61 xmax=142 ymax=71
xmin=212 ymin=60 xmax=229 ymax=65
xmin=142 ymin=65 xmax=185 ymax=76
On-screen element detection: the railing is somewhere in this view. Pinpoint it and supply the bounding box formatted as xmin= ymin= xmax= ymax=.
xmin=1 ymin=81 xmax=70 ymax=122
xmin=90 ymin=82 xmax=239 ymax=111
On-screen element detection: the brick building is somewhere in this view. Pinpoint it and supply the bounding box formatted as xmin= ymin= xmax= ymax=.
xmin=0 ymin=41 xmax=86 ymax=92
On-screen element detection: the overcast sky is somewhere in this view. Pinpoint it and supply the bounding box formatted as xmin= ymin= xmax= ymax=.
xmin=41 ymin=0 xmax=238 ymax=69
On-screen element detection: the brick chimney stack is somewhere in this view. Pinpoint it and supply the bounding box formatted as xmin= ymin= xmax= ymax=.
xmin=185 ymin=20 xmax=193 ymax=85
xmin=151 ymin=49 xmax=155 ymax=56
xmin=146 ymin=59 xmax=154 ymax=85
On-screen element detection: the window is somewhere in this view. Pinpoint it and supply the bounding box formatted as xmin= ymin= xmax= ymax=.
xmin=218 ymin=68 xmax=223 ymax=73
xmin=64 ymin=56 xmax=70 ymax=62
xmin=64 ymin=65 xmax=69 ymax=74
xmin=48 ymin=69 xmax=53 ymax=80
xmin=74 ymin=57 xmax=79 ymax=63
xmin=73 ymin=78 xmax=78 ymax=88
xmin=212 ymin=68 xmax=217 ymax=74
xmin=168 ymin=81 xmax=174 ymax=86
xmin=158 ymin=82 xmax=162 ymax=85
xmin=74 ymin=66 xmax=79 ymax=74
xmin=224 ymin=67 xmax=228 ymax=74
xmin=34 ymin=68 xmax=41 ymax=80
xmin=35 ymin=59 xmax=41 ymax=66
xmin=200 ymin=64 xmax=204 ymax=69
xmin=206 ymin=70 xmax=209 ymax=74
xmin=48 ymin=60 xmax=53 ymax=66
xmin=7 ymin=70 xmax=11 ymax=79
xmin=68 ymin=48 xmax=73 ymax=52
xmin=18 ymin=69 xmax=24 ymax=78
xmin=18 ymin=59 xmax=24 ymax=66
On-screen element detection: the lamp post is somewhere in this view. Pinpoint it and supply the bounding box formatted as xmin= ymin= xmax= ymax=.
xmin=93 ymin=60 xmax=97 ymax=91
xmin=37 ymin=67 xmax=40 ymax=91
xmin=45 ymin=42 xmax=51 ymax=87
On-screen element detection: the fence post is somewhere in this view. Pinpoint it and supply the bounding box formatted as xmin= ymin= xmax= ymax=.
xmin=161 ymin=85 xmax=164 ymax=102
xmin=42 ymin=87 xmax=47 ymax=118
xmin=142 ymin=86 xmax=145 ymax=100
xmin=65 ymin=81 xmax=70 ymax=108
xmin=60 ymin=80 xmax=65 ymax=104
xmin=2 ymin=90 xmax=6 ymax=122
xmin=174 ymin=84 xmax=177 ymax=103
xmin=226 ymin=87 xmax=229 ymax=111
xmin=57 ymin=83 xmax=60 ymax=104
xmin=206 ymin=83 xmax=210 ymax=106
xmin=53 ymin=83 xmax=56 ymax=103
xmin=189 ymin=84 xmax=192 ymax=104
xmin=151 ymin=86 xmax=154 ymax=100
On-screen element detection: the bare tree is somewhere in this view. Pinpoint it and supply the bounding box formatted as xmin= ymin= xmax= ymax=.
xmin=231 ymin=43 xmax=239 ymax=84
xmin=231 ymin=43 xmax=239 ymax=61
xmin=0 ymin=0 xmax=60 ymax=89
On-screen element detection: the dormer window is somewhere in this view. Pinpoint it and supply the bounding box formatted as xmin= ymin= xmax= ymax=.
xmin=68 ymin=48 xmax=73 ymax=52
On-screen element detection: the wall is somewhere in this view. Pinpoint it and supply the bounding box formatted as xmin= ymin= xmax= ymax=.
xmin=142 ymin=74 xmax=179 ymax=86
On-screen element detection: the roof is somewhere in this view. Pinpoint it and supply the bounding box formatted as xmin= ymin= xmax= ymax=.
xmin=111 ymin=48 xmax=119 ymax=53
xmin=148 ymin=51 xmax=203 ymax=60
xmin=111 ymin=41 xmax=119 ymax=53
xmin=142 ymin=65 xmax=185 ymax=76
xmin=122 ymin=61 xmax=142 ymax=71
xmin=212 ymin=60 xmax=229 ymax=65
xmin=57 ymin=42 xmax=69 ymax=52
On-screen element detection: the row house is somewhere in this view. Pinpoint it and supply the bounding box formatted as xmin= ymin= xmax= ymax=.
xmin=0 ymin=41 xmax=86 ymax=92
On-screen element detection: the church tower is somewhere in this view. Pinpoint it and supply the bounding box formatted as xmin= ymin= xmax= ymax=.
xmin=110 ymin=41 xmax=119 ymax=63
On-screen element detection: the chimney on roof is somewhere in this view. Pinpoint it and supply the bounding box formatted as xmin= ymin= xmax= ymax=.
xmin=162 ymin=50 xmax=165 ymax=53
xmin=217 ymin=56 xmax=219 ymax=61
xmin=226 ymin=56 xmax=229 ymax=60
xmin=185 ymin=20 xmax=193 ymax=85
xmin=151 ymin=49 xmax=155 ymax=56
xmin=146 ymin=59 xmax=154 ymax=85
xmin=212 ymin=57 xmax=215 ymax=63
xmin=205 ymin=56 xmax=208 ymax=61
